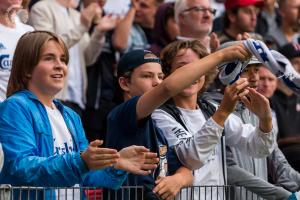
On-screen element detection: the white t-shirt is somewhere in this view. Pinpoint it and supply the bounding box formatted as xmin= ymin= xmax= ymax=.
xmin=46 ymin=105 xmax=74 ymax=155
xmin=0 ymin=17 xmax=33 ymax=102
xmin=46 ymin=105 xmax=79 ymax=200
xmin=152 ymin=107 xmax=224 ymax=200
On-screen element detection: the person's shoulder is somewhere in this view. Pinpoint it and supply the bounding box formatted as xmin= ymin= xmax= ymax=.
xmin=68 ymin=6 xmax=81 ymax=16
xmin=108 ymin=96 xmax=140 ymax=120
xmin=32 ymin=0 xmax=52 ymax=9
xmin=0 ymin=91 xmax=31 ymax=111
xmin=30 ymin=0 xmax=56 ymax=19
xmin=17 ymin=20 xmax=34 ymax=32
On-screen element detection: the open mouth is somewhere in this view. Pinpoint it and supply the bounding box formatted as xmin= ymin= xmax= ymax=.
xmin=51 ymin=74 xmax=63 ymax=79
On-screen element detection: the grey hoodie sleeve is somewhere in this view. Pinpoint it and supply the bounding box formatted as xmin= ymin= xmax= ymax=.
xmin=267 ymin=145 xmax=300 ymax=192
xmin=227 ymin=148 xmax=291 ymax=200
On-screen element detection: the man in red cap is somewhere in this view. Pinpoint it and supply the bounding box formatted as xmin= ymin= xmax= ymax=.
xmin=217 ymin=0 xmax=263 ymax=44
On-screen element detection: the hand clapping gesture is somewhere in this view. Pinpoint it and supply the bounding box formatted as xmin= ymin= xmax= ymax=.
xmin=81 ymin=140 xmax=159 ymax=175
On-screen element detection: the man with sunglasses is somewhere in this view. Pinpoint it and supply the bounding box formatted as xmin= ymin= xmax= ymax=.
xmin=174 ymin=0 xmax=219 ymax=51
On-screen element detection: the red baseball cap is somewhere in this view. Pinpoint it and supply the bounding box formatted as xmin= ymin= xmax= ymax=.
xmin=225 ymin=0 xmax=264 ymax=10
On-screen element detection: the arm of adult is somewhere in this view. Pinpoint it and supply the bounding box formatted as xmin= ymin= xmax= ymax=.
xmin=267 ymin=145 xmax=300 ymax=192
xmin=29 ymin=1 xmax=99 ymax=48
xmin=84 ymin=14 xmax=120 ymax=66
xmin=227 ymin=147 xmax=291 ymax=200
xmin=228 ymin=165 xmax=291 ymax=200
xmin=112 ymin=0 xmax=138 ymax=51
xmin=153 ymin=167 xmax=193 ymax=200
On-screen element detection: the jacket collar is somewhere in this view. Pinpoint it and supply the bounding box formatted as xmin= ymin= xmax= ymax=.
xmin=18 ymin=90 xmax=65 ymax=112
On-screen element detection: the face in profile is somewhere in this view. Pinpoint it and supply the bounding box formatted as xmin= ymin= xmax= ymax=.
xmin=27 ymin=40 xmax=68 ymax=97
xmin=121 ymin=62 xmax=164 ymax=97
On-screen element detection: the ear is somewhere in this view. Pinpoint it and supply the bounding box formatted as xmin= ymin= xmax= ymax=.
xmin=119 ymin=77 xmax=130 ymax=93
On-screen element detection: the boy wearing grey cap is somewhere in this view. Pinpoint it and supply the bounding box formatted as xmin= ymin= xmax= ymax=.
xmin=215 ymin=41 xmax=300 ymax=200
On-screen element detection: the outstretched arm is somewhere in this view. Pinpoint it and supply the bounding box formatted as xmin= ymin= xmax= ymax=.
xmin=152 ymin=78 xmax=250 ymax=170
xmin=29 ymin=2 xmax=100 ymax=48
xmin=112 ymin=0 xmax=138 ymax=51
xmin=137 ymin=43 xmax=251 ymax=121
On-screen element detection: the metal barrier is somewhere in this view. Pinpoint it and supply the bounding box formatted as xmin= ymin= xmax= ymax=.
xmin=0 ymin=185 xmax=269 ymax=200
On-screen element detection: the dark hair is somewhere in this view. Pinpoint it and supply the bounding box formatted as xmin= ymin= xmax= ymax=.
xmin=223 ymin=8 xmax=239 ymax=30
xmin=7 ymin=31 xmax=69 ymax=97
xmin=161 ymin=40 xmax=218 ymax=94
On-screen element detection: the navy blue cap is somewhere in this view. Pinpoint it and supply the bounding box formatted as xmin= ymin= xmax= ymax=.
xmin=117 ymin=49 xmax=161 ymax=76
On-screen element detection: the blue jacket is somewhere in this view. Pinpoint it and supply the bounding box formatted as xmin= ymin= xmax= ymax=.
xmin=0 ymin=90 xmax=127 ymax=188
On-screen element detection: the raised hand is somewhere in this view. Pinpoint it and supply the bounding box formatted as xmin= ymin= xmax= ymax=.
xmin=220 ymin=78 xmax=250 ymax=114
xmin=114 ymin=146 xmax=159 ymax=175
xmin=81 ymin=140 xmax=120 ymax=170
xmin=240 ymin=87 xmax=271 ymax=119
xmin=213 ymin=78 xmax=249 ymax=127
xmin=96 ymin=14 xmax=121 ymax=32
xmin=80 ymin=2 xmax=102 ymax=28
xmin=210 ymin=32 xmax=220 ymax=52
xmin=240 ymin=87 xmax=273 ymax=132
xmin=236 ymin=32 xmax=251 ymax=41
xmin=218 ymin=43 xmax=251 ymax=63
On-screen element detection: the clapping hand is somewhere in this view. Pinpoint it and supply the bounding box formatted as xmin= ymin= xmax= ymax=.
xmin=81 ymin=140 xmax=119 ymax=170
xmin=96 ymin=14 xmax=121 ymax=32
xmin=114 ymin=146 xmax=159 ymax=175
